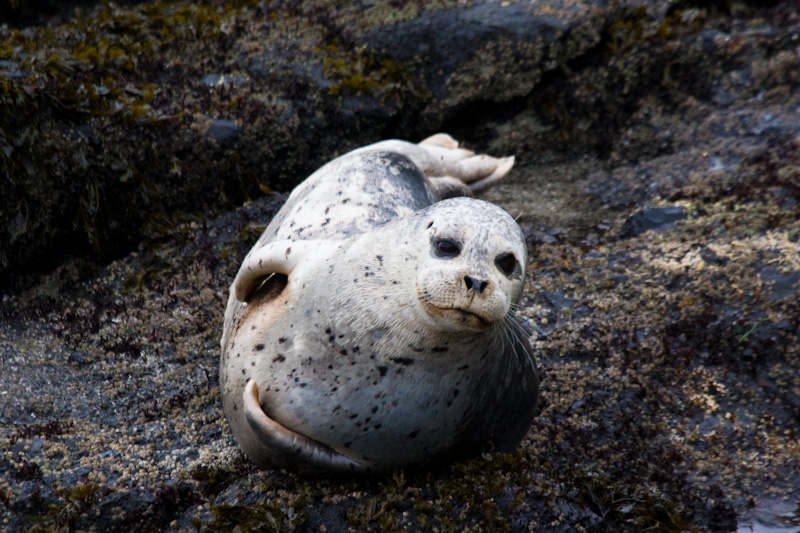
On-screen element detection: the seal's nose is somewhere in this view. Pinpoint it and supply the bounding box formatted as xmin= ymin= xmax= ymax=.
xmin=464 ymin=275 xmax=490 ymax=294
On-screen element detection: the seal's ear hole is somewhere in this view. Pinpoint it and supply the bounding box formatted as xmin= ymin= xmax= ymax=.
xmin=433 ymin=238 xmax=461 ymax=258
xmin=426 ymin=220 xmax=434 ymax=229
xmin=495 ymin=253 xmax=517 ymax=276
xmin=245 ymin=273 xmax=288 ymax=304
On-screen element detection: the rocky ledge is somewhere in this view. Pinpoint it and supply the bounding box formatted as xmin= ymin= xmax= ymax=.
xmin=1 ymin=0 xmax=799 ymax=531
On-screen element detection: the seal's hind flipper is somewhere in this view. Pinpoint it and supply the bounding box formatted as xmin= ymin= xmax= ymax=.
xmin=348 ymin=134 xmax=516 ymax=195
xmin=419 ymin=133 xmax=459 ymax=149
xmin=464 ymin=156 xmax=515 ymax=193
xmin=244 ymin=380 xmax=367 ymax=474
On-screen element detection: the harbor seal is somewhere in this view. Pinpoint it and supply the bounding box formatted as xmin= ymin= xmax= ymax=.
xmin=220 ymin=134 xmax=539 ymax=474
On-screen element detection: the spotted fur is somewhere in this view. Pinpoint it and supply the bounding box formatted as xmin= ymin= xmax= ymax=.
xmin=220 ymin=135 xmax=538 ymax=474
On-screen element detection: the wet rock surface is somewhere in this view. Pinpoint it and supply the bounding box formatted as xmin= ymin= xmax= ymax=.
xmin=2 ymin=0 xmax=800 ymax=531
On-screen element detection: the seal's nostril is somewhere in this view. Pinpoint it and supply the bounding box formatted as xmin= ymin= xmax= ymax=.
xmin=464 ymin=276 xmax=489 ymax=294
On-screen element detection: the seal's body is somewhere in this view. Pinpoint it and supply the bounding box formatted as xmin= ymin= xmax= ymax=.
xmin=220 ymin=135 xmax=539 ymax=474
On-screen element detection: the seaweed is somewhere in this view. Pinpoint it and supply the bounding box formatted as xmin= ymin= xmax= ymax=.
xmin=29 ymin=483 xmax=109 ymax=533
xmin=323 ymin=49 xmax=430 ymax=104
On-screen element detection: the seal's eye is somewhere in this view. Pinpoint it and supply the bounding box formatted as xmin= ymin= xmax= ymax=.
xmin=496 ymin=253 xmax=517 ymax=276
xmin=433 ymin=238 xmax=461 ymax=258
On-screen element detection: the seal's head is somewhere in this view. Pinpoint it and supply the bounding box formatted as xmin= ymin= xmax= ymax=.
xmin=412 ymin=197 xmax=526 ymax=332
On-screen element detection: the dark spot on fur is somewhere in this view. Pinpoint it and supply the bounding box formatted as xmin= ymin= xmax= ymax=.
xmin=278 ymin=337 xmax=287 ymax=343
xmin=409 ymin=429 xmax=420 ymax=439
xmin=349 ymin=413 xmax=358 ymax=419
xmin=392 ymin=357 xmax=414 ymax=365
xmin=458 ymin=364 xmax=470 ymax=370
xmin=344 ymin=442 xmax=352 ymax=448
xmin=377 ymin=366 xmax=388 ymax=377
xmin=254 ymin=344 xmax=265 ymax=351
xmin=340 ymin=349 xmax=348 ymax=356
xmin=431 ymin=346 xmax=448 ymax=353
xmin=272 ymin=354 xmax=286 ymax=363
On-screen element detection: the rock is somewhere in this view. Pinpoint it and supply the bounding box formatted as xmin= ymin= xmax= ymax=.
xmin=205 ymin=119 xmax=242 ymax=146
xmin=0 ymin=0 xmax=636 ymax=287
xmin=67 ymin=349 xmax=92 ymax=366
xmin=619 ymin=206 xmax=687 ymax=238
xmin=758 ymin=266 xmax=800 ymax=302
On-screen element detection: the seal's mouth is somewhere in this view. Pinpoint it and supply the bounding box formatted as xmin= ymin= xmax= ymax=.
xmin=419 ymin=299 xmax=492 ymax=330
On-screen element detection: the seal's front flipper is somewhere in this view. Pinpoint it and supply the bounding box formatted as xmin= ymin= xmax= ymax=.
xmin=244 ymin=380 xmax=367 ymax=474
xmin=428 ymin=176 xmax=473 ymax=200
xmin=233 ymin=239 xmax=338 ymax=303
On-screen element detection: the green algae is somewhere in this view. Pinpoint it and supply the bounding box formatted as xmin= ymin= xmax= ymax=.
xmin=199 ymin=501 xmax=307 ymax=533
xmin=322 ymin=48 xmax=430 ymax=104
xmin=28 ymin=482 xmax=107 ymax=533
xmin=0 ymin=0 xmax=273 ymax=284
xmin=555 ymin=471 xmax=693 ymax=531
